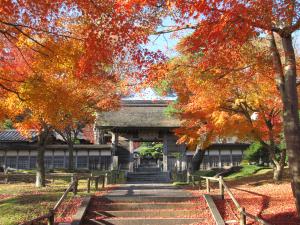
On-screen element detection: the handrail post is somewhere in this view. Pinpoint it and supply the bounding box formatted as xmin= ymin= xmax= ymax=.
xmin=102 ymin=175 xmax=105 ymax=188
xmin=5 ymin=174 xmax=8 ymax=184
xmin=87 ymin=177 xmax=91 ymax=193
xmin=95 ymin=177 xmax=99 ymax=191
xmin=240 ymin=207 xmax=246 ymax=225
xmin=105 ymin=173 xmax=108 ymax=186
xmin=206 ymin=178 xmax=210 ymax=193
xmin=199 ymin=177 xmax=202 ymax=190
xmin=187 ymin=171 xmax=190 ymax=184
xmin=192 ymin=175 xmax=195 ymax=187
xmin=219 ymin=176 xmax=224 ymax=200
xmin=73 ymin=177 xmax=78 ymax=195
xmin=47 ymin=210 xmax=54 ymax=225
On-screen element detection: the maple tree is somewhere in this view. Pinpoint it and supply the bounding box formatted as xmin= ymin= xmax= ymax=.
xmin=5 ymin=36 xmax=121 ymax=186
xmin=151 ymin=38 xmax=286 ymax=180
xmin=0 ymin=1 xmax=161 ymax=186
xmin=120 ymin=0 xmax=300 ymax=212
xmin=0 ymin=1 xmax=163 ymax=85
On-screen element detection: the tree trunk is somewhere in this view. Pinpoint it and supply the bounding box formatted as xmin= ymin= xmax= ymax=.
xmin=191 ymin=144 xmax=206 ymax=172
xmin=281 ymin=35 xmax=300 ymax=213
xmin=35 ymin=127 xmax=50 ymax=188
xmin=36 ymin=140 xmax=46 ymax=187
xmin=273 ymin=148 xmax=287 ymax=181
xmin=265 ymin=123 xmax=285 ymax=182
xmin=68 ymin=142 xmax=74 ymax=171
xmin=270 ymin=33 xmax=300 ymax=213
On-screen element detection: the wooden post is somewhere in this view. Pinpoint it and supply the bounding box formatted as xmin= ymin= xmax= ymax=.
xmin=87 ymin=177 xmax=91 ymax=193
xmin=219 ymin=176 xmax=224 ymax=200
xmin=102 ymin=175 xmax=105 ymax=188
xmin=191 ymin=175 xmax=195 ymax=187
xmin=105 ymin=172 xmax=108 ymax=186
xmin=4 ymin=174 xmax=8 ymax=184
xmin=240 ymin=207 xmax=246 ymax=225
xmin=48 ymin=210 xmax=55 ymax=225
xmin=73 ymin=178 xmax=78 ymax=195
xmin=206 ymin=178 xmax=210 ymax=193
xmin=95 ymin=177 xmax=99 ymax=191
xmin=199 ymin=177 xmax=202 ymax=190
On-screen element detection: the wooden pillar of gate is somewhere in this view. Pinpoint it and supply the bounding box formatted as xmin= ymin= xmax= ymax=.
xmin=163 ymin=134 xmax=168 ymax=172
xmin=129 ymin=139 xmax=134 ymax=172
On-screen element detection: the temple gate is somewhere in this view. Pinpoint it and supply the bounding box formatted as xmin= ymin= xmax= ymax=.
xmin=95 ymin=100 xmax=187 ymax=172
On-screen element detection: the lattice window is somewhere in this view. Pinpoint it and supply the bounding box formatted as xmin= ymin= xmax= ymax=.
xmin=18 ymin=156 xmax=29 ymax=169
xmin=30 ymin=156 xmax=37 ymax=169
xmin=77 ymin=156 xmax=88 ymax=169
xmin=232 ymin=155 xmax=243 ymax=166
xmin=53 ymin=156 xmax=64 ymax=168
xmin=0 ymin=156 xmax=4 ymax=167
xmin=65 ymin=156 xmax=76 ymax=168
xmin=6 ymin=156 xmax=17 ymax=169
xmin=209 ymin=156 xmax=220 ymax=168
xmin=221 ymin=155 xmax=231 ymax=167
xmin=200 ymin=155 xmax=210 ymax=170
xmin=44 ymin=156 xmax=53 ymax=169
xmin=100 ymin=156 xmax=111 ymax=170
xmin=89 ymin=156 xmax=100 ymax=170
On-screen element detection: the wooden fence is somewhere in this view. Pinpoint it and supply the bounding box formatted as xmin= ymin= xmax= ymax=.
xmin=191 ymin=175 xmax=271 ymax=225
xmin=19 ymin=176 xmax=78 ymax=225
xmin=0 ymin=170 xmax=124 ymax=225
xmin=18 ymin=174 xmax=107 ymax=225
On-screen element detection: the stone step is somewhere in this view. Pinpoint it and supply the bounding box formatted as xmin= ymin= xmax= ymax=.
xmin=127 ymin=172 xmax=170 ymax=183
xmin=136 ymin=168 xmax=161 ymax=172
xmin=127 ymin=174 xmax=168 ymax=177
xmin=127 ymin=172 xmax=169 ymax=176
xmin=127 ymin=173 xmax=169 ymax=178
xmin=90 ymin=218 xmax=204 ymax=225
xmin=95 ymin=202 xmax=199 ymax=210
xmin=126 ymin=176 xmax=169 ymax=180
xmin=126 ymin=179 xmax=170 ymax=183
xmin=93 ymin=209 xmax=200 ymax=217
xmin=102 ymin=196 xmax=196 ymax=203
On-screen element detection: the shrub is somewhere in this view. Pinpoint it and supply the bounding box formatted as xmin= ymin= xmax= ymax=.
xmin=244 ymin=142 xmax=269 ymax=164
xmin=139 ymin=142 xmax=163 ymax=159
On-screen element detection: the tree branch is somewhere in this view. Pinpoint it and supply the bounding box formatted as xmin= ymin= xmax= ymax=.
xmin=152 ymin=24 xmax=197 ymax=35
xmin=0 ymin=20 xmax=84 ymax=41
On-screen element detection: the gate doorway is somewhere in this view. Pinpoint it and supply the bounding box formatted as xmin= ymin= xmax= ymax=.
xmin=133 ymin=142 xmax=163 ymax=172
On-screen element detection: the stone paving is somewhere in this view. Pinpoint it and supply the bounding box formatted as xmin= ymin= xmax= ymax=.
xmin=82 ymin=183 xmax=212 ymax=225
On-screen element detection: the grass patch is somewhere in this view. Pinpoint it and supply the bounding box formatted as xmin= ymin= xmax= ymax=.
xmin=0 ymin=178 xmax=93 ymax=225
xmin=225 ymin=165 xmax=270 ymax=180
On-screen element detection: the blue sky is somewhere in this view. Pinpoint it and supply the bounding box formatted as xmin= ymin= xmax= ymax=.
xmin=127 ymin=18 xmax=300 ymax=100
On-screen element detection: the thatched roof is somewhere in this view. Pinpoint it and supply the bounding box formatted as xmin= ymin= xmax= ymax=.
xmin=96 ymin=100 xmax=180 ymax=128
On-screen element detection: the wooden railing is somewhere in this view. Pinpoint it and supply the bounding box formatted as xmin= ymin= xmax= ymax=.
xmin=191 ymin=175 xmax=271 ymax=225
xmin=0 ymin=172 xmax=110 ymax=184
xmin=19 ymin=176 xmax=78 ymax=225
xmin=0 ymin=172 xmax=86 ymax=183
xmin=86 ymin=174 xmax=107 ymax=193
xmin=18 ymin=173 xmax=108 ymax=225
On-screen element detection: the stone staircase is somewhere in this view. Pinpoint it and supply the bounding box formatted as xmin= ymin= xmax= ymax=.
xmin=127 ymin=166 xmax=170 ymax=183
xmin=126 ymin=171 xmax=170 ymax=183
xmin=84 ymin=184 xmax=206 ymax=225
